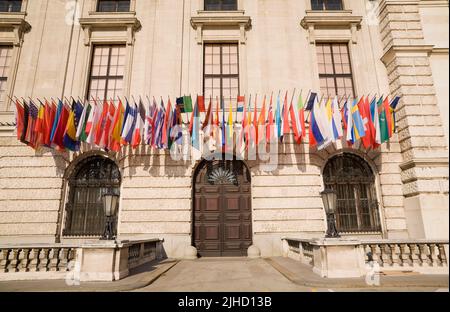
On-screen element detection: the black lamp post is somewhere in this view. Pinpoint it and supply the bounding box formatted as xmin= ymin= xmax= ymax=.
xmin=101 ymin=192 xmax=119 ymax=240
xmin=321 ymin=188 xmax=340 ymax=238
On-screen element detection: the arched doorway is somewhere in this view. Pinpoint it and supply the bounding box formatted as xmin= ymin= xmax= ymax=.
xmin=193 ymin=159 xmax=252 ymax=257
xmin=323 ymin=153 xmax=381 ymax=233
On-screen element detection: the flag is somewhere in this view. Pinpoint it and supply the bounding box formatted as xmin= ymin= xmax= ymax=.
xmin=110 ymin=100 xmax=125 ymax=152
xmin=389 ymin=96 xmax=401 ymax=136
xmin=15 ymin=100 xmax=26 ymax=142
xmin=25 ymin=101 xmax=39 ymax=148
xmin=359 ymin=96 xmax=375 ymax=149
xmin=345 ymin=100 xmax=356 ymax=146
xmin=282 ymin=92 xmax=290 ymax=140
xmin=276 ymin=94 xmax=282 ymax=141
xmin=378 ymin=96 xmax=390 ymax=143
xmin=63 ymin=101 xmax=83 ymax=151
xmin=237 ymin=96 xmax=245 ymax=112
xmin=370 ymin=97 xmax=381 ymax=149
xmin=76 ymin=101 xmax=90 ymax=141
xmin=121 ymin=103 xmax=137 ymax=145
xmin=305 ymin=92 xmax=317 ymax=111
xmin=298 ymin=94 xmax=306 ymax=143
xmin=351 ymin=97 xmax=367 ymax=141
xmin=197 ymin=95 xmax=206 ymax=113
xmin=225 ymin=102 xmax=234 ymax=154
xmin=43 ymin=101 xmax=55 ymax=147
xmin=192 ymin=99 xmax=201 ymax=151
xmin=50 ymin=100 xmax=63 ymax=145
xmin=162 ymin=98 xmax=172 ymax=149
xmin=176 ymin=97 xmax=185 ymax=113
xmin=202 ymin=97 xmax=212 ymax=130
xmin=266 ymin=94 xmax=274 ymax=143
xmin=99 ymin=101 xmax=116 ymax=150
xmin=34 ymin=102 xmax=45 ymax=147
xmin=310 ymin=95 xmax=332 ymax=150
xmin=331 ymin=96 xmax=343 ymax=141
xmin=383 ymin=96 xmax=393 ymax=139
xmin=53 ymin=100 xmax=71 ymax=150
xmin=153 ymin=101 xmax=166 ymax=149
xmin=86 ymin=101 xmax=101 ymax=145
xmin=94 ymin=100 xmax=109 ymax=146
xmin=253 ymin=95 xmax=258 ymax=144
xmin=222 ymin=97 xmax=226 ymax=149
xmin=183 ymin=95 xmax=193 ymax=113
xmin=289 ymin=96 xmax=302 ymax=144
xmin=257 ymin=96 xmax=266 ymax=145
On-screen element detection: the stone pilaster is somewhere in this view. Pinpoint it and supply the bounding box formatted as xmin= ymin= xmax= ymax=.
xmin=379 ymin=0 xmax=449 ymax=239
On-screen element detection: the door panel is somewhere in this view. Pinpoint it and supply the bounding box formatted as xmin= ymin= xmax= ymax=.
xmin=194 ymin=160 xmax=252 ymax=257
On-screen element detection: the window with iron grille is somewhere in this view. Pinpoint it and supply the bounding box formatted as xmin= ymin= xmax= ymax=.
xmin=204 ymin=0 xmax=238 ymax=11
xmin=311 ymin=0 xmax=343 ymax=10
xmin=203 ymin=43 xmax=239 ymax=108
xmin=97 ymin=0 xmax=130 ymax=12
xmin=63 ymin=157 xmax=121 ymax=237
xmin=316 ymin=43 xmax=355 ymax=98
xmin=87 ymin=45 xmax=126 ymax=102
xmin=0 ymin=0 xmax=22 ymax=12
xmin=0 ymin=46 xmax=13 ymax=109
xmin=323 ymin=154 xmax=382 ymax=233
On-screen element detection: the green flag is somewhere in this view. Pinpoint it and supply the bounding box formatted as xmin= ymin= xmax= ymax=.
xmin=377 ymin=97 xmax=389 ymax=143
xmin=183 ymin=95 xmax=193 ymax=113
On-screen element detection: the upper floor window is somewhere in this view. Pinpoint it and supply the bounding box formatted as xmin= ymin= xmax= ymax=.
xmin=204 ymin=43 xmax=239 ymax=107
xmin=0 ymin=0 xmax=22 ymax=12
xmin=323 ymin=154 xmax=381 ymax=233
xmin=63 ymin=156 xmax=121 ymax=237
xmin=88 ymin=45 xmax=126 ymax=102
xmin=97 ymin=0 xmax=130 ymax=12
xmin=311 ymin=0 xmax=343 ymax=10
xmin=316 ymin=42 xmax=355 ymax=98
xmin=205 ymin=0 xmax=238 ymax=11
xmin=0 ymin=46 xmax=13 ymax=109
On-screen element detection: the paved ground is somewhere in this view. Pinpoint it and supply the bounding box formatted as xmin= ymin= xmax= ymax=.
xmin=0 ymin=257 xmax=448 ymax=292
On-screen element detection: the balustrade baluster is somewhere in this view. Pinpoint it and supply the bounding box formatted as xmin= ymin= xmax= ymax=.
xmin=381 ymin=244 xmax=393 ymax=266
xmin=19 ymin=249 xmax=30 ymax=272
xmin=399 ymin=244 xmax=412 ymax=267
xmin=49 ymin=248 xmax=60 ymax=272
xmin=437 ymin=244 xmax=447 ymax=266
xmin=38 ymin=248 xmax=50 ymax=272
xmin=370 ymin=245 xmax=381 ymax=265
xmin=29 ymin=249 xmax=40 ymax=272
xmin=58 ymin=249 xmax=69 ymax=271
xmin=390 ymin=244 xmax=401 ymax=267
xmin=418 ymin=244 xmax=431 ymax=267
xmin=429 ymin=244 xmax=440 ymax=267
xmin=0 ymin=249 xmax=9 ymax=272
xmin=6 ymin=249 xmax=19 ymax=273
xmin=409 ymin=244 xmax=420 ymax=266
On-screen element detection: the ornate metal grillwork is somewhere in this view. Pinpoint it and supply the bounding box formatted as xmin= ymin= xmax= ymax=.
xmin=63 ymin=157 xmax=121 ymax=237
xmin=204 ymin=159 xmax=247 ymax=186
xmin=323 ymin=154 xmax=381 ymax=233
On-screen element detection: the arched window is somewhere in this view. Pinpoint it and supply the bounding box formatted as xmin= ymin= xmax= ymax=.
xmin=63 ymin=156 xmax=121 ymax=237
xmin=323 ymin=154 xmax=381 ymax=233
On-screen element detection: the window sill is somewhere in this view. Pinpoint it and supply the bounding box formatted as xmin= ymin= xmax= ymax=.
xmin=191 ymin=10 xmax=251 ymax=44
xmin=0 ymin=12 xmax=31 ymax=46
xmin=79 ymin=13 xmax=141 ymax=46
xmin=300 ymin=10 xmax=362 ymax=44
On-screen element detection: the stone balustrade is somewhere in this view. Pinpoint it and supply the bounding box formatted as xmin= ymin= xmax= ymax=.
xmin=282 ymin=237 xmax=449 ymax=278
xmin=0 ymin=239 xmax=164 ymax=282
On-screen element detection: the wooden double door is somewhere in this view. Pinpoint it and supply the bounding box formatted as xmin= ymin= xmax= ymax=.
xmin=193 ymin=160 xmax=252 ymax=257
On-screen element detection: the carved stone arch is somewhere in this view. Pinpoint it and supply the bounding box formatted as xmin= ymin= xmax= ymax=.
xmin=322 ymin=152 xmax=382 ymax=233
xmin=57 ymin=153 xmax=121 ymax=240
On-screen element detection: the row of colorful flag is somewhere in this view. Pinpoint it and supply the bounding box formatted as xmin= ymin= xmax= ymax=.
xmin=13 ymin=92 xmax=400 ymax=154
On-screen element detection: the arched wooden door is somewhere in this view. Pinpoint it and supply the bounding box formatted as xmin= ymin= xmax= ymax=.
xmin=193 ymin=159 xmax=252 ymax=257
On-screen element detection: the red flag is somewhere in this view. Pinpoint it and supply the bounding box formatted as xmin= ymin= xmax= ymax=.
xmin=253 ymin=95 xmax=258 ymax=143
xmin=43 ymin=101 xmax=55 ymax=146
xmin=202 ymin=97 xmax=212 ymax=130
xmin=283 ymin=92 xmax=290 ymax=136
xmin=266 ymin=95 xmax=274 ymax=143
xmin=257 ymin=96 xmax=266 ymax=145
xmin=162 ymin=99 xmax=172 ymax=147
xmin=15 ymin=100 xmax=25 ymax=141
xmin=289 ymin=102 xmax=301 ymax=144
xmin=95 ymin=100 xmax=109 ymax=146
xmin=358 ymin=96 xmax=373 ymax=149
xmin=100 ymin=101 xmax=116 ymax=149
xmin=198 ymin=95 xmax=206 ymax=113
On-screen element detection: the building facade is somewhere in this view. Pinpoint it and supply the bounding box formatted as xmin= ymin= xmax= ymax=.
xmin=0 ymin=0 xmax=448 ymax=262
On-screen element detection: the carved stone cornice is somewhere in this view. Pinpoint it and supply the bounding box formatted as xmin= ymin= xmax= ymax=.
xmin=0 ymin=12 xmax=31 ymax=46
xmin=300 ymin=10 xmax=362 ymax=44
xmin=79 ymin=12 xmax=141 ymax=46
xmin=380 ymin=44 xmax=435 ymax=66
xmin=190 ymin=11 xmax=252 ymax=44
